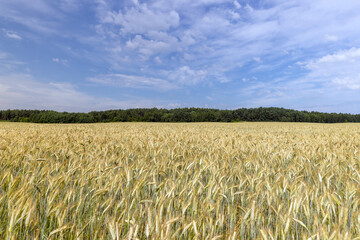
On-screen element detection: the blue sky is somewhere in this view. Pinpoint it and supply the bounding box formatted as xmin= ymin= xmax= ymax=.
xmin=1 ymin=0 xmax=360 ymax=113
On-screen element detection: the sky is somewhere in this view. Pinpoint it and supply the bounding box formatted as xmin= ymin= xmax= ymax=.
xmin=1 ymin=0 xmax=360 ymax=113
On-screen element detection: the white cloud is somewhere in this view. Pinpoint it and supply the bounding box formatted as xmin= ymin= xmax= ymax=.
xmin=57 ymin=0 xmax=82 ymax=12
xmin=237 ymin=47 xmax=360 ymax=112
xmin=191 ymin=10 xmax=231 ymax=37
xmin=52 ymin=58 xmax=68 ymax=66
xmin=151 ymin=0 xmax=232 ymax=10
xmin=324 ymin=34 xmax=338 ymax=42
xmin=131 ymin=0 xmax=139 ymax=6
xmin=332 ymin=77 xmax=360 ymax=90
xmin=0 ymin=73 xmax=164 ymax=111
xmin=253 ymin=57 xmax=261 ymax=63
xmin=167 ymin=66 xmax=208 ymax=85
xmin=0 ymin=0 xmax=59 ymax=17
xmin=125 ymin=34 xmax=179 ymax=58
xmin=0 ymin=74 xmax=92 ymax=111
xmin=88 ymin=65 xmax=224 ymax=90
xmin=154 ymin=56 xmax=162 ymax=64
xmin=303 ymin=48 xmax=360 ymax=90
xmin=87 ymin=73 xmax=178 ymax=90
xmin=178 ymin=0 xmax=360 ymax=71
xmin=5 ymin=31 xmax=22 ymax=40
xmin=306 ymin=48 xmax=360 ymax=65
xmin=0 ymin=52 xmax=25 ymax=71
xmin=0 ymin=0 xmax=62 ymax=34
xmin=233 ymin=0 xmax=241 ymax=9
xmin=90 ymin=0 xmax=360 ymax=87
xmin=229 ymin=10 xmax=240 ymax=20
xmin=0 ymin=52 xmax=7 ymax=59
xmin=101 ymin=3 xmax=180 ymax=34
xmin=2 ymin=0 xmax=360 ymax=112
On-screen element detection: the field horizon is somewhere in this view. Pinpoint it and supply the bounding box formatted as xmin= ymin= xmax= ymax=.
xmin=2 ymin=107 xmax=360 ymax=124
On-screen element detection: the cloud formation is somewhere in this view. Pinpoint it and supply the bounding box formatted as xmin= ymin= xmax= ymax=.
xmin=101 ymin=3 xmax=180 ymax=34
xmin=88 ymin=73 xmax=178 ymax=90
xmin=1 ymin=0 xmax=360 ymax=112
xmin=304 ymin=48 xmax=360 ymax=90
xmin=0 ymin=73 xmax=169 ymax=111
xmin=5 ymin=31 xmax=22 ymax=40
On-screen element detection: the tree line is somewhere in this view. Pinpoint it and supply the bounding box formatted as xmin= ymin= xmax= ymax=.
xmin=0 ymin=107 xmax=359 ymax=123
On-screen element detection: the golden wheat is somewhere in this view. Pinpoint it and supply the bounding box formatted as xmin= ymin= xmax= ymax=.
xmin=1 ymin=122 xmax=360 ymax=239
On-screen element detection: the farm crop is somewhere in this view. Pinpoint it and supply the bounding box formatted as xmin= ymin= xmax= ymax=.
xmin=1 ymin=122 xmax=360 ymax=239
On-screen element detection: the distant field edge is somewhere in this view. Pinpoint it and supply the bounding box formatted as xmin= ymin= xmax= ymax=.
xmin=0 ymin=107 xmax=359 ymax=124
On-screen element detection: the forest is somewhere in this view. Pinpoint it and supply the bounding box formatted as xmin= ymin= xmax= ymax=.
xmin=0 ymin=107 xmax=359 ymax=123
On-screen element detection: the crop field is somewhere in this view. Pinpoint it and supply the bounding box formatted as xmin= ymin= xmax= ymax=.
xmin=1 ymin=122 xmax=360 ymax=239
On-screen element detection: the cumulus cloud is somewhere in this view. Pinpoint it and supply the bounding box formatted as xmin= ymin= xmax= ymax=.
xmin=303 ymin=48 xmax=360 ymax=90
xmin=101 ymin=3 xmax=180 ymax=34
xmin=125 ymin=34 xmax=179 ymax=58
xmin=167 ymin=66 xmax=208 ymax=85
xmin=90 ymin=0 xmax=360 ymax=90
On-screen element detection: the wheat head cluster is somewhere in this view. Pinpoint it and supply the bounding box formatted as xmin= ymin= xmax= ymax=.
xmin=1 ymin=122 xmax=360 ymax=239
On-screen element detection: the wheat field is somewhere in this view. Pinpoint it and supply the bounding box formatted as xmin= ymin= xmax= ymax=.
xmin=1 ymin=122 xmax=360 ymax=239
